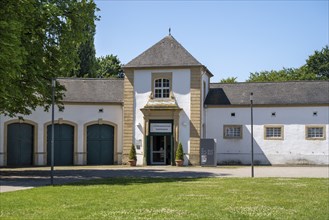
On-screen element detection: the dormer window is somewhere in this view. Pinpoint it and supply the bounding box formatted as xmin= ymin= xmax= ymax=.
xmin=154 ymin=78 xmax=170 ymax=98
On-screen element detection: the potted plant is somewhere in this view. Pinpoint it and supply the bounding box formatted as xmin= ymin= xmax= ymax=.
xmin=175 ymin=142 xmax=184 ymax=166
xmin=128 ymin=144 xmax=137 ymax=166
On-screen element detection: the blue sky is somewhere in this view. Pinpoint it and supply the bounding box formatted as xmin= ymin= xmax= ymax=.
xmin=94 ymin=1 xmax=328 ymax=82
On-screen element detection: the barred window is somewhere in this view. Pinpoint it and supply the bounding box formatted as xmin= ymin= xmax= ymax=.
xmin=224 ymin=125 xmax=242 ymax=139
xmin=264 ymin=126 xmax=284 ymax=140
xmin=306 ymin=126 xmax=325 ymax=140
xmin=154 ymin=79 xmax=170 ymax=98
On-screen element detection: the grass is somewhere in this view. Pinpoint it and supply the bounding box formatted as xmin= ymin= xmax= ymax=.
xmin=1 ymin=178 xmax=328 ymax=219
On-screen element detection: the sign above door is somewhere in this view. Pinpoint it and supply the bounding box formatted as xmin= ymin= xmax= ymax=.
xmin=150 ymin=123 xmax=172 ymax=133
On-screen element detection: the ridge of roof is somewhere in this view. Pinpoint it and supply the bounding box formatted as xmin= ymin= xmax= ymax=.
xmin=124 ymin=35 xmax=203 ymax=68
xmin=210 ymin=80 xmax=328 ymax=86
xmin=206 ymin=80 xmax=329 ymax=106
xmin=57 ymin=77 xmax=123 ymax=81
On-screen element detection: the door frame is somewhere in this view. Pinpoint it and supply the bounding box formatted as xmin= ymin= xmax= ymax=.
xmin=44 ymin=119 xmax=77 ymax=165
xmin=148 ymin=120 xmax=173 ymax=165
xmin=4 ymin=119 xmax=38 ymax=166
xmin=84 ymin=119 xmax=118 ymax=165
xmin=85 ymin=122 xmax=115 ymax=165
xmin=150 ymin=135 xmax=167 ymax=165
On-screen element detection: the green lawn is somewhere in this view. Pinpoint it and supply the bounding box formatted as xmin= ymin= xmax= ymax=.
xmin=1 ymin=178 xmax=328 ymax=219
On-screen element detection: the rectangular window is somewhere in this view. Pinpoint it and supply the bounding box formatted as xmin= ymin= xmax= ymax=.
xmin=223 ymin=125 xmax=242 ymax=139
xmin=264 ymin=125 xmax=284 ymax=140
xmin=155 ymin=80 xmax=161 ymax=87
xmin=152 ymin=73 xmax=172 ymax=99
xmin=306 ymin=126 xmax=326 ymax=140
xmin=163 ymin=89 xmax=170 ymax=98
xmin=154 ymin=89 xmax=161 ymax=98
xmin=154 ymin=78 xmax=170 ymax=99
xmin=163 ymin=79 xmax=170 ymax=87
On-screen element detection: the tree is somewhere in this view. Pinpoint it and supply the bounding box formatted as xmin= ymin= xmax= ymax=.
xmin=75 ymin=3 xmax=98 ymax=78
xmin=95 ymin=55 xmax=124 ymax=78
xmin=0 ymin=0 xmax=98 ymax=117
xmin=220 ymin=77 xmax=238 ymax=83
xmin=247 ymin=46 xmax=328 ymax=82
xmin=247 ymin=68 xmax=317 ymax=82
xmin=76 ymin=38 xmax=97 ymax=78
xmin=305 ymin=45 xmax=329 ymax=80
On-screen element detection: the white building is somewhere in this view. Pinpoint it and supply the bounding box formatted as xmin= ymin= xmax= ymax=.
xmin=205 ymin=82 xmax=329 ymax=165
xmin=1 ymin=35 xmax=328 ymax=166
xmin=0 ymin=79 xmax=124 ymax=166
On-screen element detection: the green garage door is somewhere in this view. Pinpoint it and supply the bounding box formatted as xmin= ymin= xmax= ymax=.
xmin=87 ymin=124 xmax=114 ymax=165
xmin=7 ymin=123 xmax=34 ymax=166
xmin=47 ymin=124 xmax=74 ymax=166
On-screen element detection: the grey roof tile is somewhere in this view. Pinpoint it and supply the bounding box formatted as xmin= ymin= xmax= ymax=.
xmin=124 ymin=35 xmax=202 ymax=68
xmin=205 ymin=81 xmax=329 ymax=106
xmin=58 ymin=78 xmax=123 ymax=103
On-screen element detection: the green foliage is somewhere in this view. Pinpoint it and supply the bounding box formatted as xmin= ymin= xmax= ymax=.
xmin=247 ymin=45 xmax=329 ymax=82
xmin=175 ymin=142 xmax=184 ymax=161
xmin=95 ymin=55 xmax=123 ymax=78
xmin=0 ymin=0 xmax=98 ymax=117
xmin=306 ymin=45 xmax=329 ymax=79
xmin=220 ymin=77 xmax=238 ymax=83
xmin=1 ymin=178 xmax=328 ymax=219
xmin=76 ymin=36 xmax=97 ymax=78
xmin=247 ymin=68 xmax=317 ymax=82
xmin=129 ymin=144 xmax=137 ymax=161
xmin=75 ymin=4 xmax=98 ymax=78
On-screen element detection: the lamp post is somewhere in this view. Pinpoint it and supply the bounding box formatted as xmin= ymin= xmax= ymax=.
xmin=51 ymin=78 xmax=55 ymax=185
xmin=250 ymin=92 xmax=254 ymax=178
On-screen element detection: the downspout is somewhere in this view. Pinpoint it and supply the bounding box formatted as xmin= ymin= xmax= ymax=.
xmin=201 ymin=68 xmax=206 ymax=138
xmin=121 ymin=103 xmax=124 ymax=165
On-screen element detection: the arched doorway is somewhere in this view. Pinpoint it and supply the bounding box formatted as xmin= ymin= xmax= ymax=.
xmin=87 ymin=124 xmax=114 ymax=165
xmin=47 ymin=124 xmax=74 ymax=166
xmin=7 ymin=123 xmax=34 ymax=166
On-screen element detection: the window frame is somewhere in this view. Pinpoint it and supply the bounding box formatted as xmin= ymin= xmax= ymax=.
xmin=264 ymin=125 xmax=284 ymax=140
xmin=151 ymin=72 xmax=172 ymax=99
xmin=154 ymin=78 xmax=170 ymax=98
xmin=305 ymin=125 xmax=326 ymax=140
xmin=223 ymin=125 xmax=243 ymax=139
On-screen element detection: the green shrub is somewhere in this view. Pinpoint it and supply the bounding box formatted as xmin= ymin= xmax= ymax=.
xmin=175 ymin=142 xmax=184 ymax=161
xmin=129 ymin=144 xmax=137 ymax=161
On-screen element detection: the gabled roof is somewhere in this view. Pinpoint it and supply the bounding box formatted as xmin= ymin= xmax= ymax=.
xmin=124 ymin=35 xmax=203 ymax=68
xmin=205 ymin=81 xmax=329 ymax=106
xmin=58 ymin=78 xmax=123 ymax=103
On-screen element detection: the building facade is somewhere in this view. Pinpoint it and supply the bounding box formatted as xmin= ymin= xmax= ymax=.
xmin=0 ymin=79 xmax=124 ymax=166
xmin=1 ymin=35 xmax=328 ymax=166
xmin=205 ymin=82 xmax=329 ymax=165
xmin=121 ymin=35 xmax=212 ymax=165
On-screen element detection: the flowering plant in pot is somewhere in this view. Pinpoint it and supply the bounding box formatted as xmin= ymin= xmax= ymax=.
xmin=128 ymin=144 xmax=137 ymax=166
xmin=175 ymin=142 xmax=184 ymax=166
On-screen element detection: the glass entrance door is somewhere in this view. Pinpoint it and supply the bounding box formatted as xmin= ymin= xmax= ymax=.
xmin=151 ymin=136 xmax=166 ymax=164
xmin=148 ymin=120 xmax=173 ymax=165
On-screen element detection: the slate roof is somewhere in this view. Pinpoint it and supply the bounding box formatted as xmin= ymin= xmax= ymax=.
xmin=58 ymin=78 xmax=124 ymax=103
xmin=124 ymin=35 xmax=203 ymax=68
xmin=205 ymin=81 xmax=329 ymax=106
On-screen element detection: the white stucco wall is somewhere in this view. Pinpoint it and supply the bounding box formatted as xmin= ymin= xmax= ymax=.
xmin=134 ymin=69 xmax=191 ymax=165
xmin=206 ymin=106 xmax=329 ymax=165
xmin=0 ymin=104 xmax=123 ymax=166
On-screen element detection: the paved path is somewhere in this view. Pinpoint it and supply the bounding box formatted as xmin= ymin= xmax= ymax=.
xmin=1 ymin=166 xmax=328 ymax=193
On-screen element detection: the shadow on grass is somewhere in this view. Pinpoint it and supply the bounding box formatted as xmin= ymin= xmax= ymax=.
xmin=65 ymin=176 xmax=208 ymax=187
xmin=0 ymin=168 xmax=231 ymax=189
